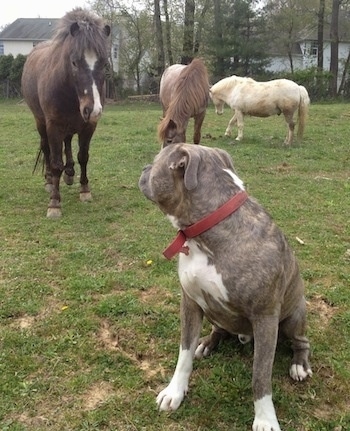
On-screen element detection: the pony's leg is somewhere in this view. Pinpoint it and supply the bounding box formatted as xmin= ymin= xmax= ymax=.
xmin=36 ymin=122 xmax=52 ymax=192
xmin=46 ymin=127 xmax=64 ymax=218
xmin=283 ymin=112 xmax=295 ymax=145
xmin=78 ymin=125 xmax=96 ymax=202
xmin=235 ymin=111 xmax=244 ymax=141
xmin=193 ymin=111 xmax=206 ymax=145
xmin=63 ymin=135 xmax=75 ymax=185
xmin=224 ymin=111 xmax=237 ymax=137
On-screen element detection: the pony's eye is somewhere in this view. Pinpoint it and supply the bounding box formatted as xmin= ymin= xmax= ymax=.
xmin=72 ymin=60 xmax=78 ymax=68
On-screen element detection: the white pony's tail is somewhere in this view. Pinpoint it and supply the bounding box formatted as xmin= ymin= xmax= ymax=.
xmin=297 ymin=86 xmax=310 ymax=140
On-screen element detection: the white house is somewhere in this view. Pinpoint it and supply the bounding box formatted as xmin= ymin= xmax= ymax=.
xmin=0 ymin=17 xmax=120 ymax=73
xmin=266 ymin=18 xmax=350 ymax=89
xmin=0 ymin=18 xmax=59 ymax=56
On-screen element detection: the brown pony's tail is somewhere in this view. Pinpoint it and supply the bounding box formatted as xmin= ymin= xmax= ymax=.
xmin=32 ymin=147 xmax=44 ymax=175
xmin=297 ymin=85 xmax=310 ymax=140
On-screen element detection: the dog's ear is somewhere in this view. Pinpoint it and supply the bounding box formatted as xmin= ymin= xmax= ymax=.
xmin=169 ymin=148 xmax=200 ymax=190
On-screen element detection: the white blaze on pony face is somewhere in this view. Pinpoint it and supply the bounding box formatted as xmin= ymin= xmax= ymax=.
xmin=82 ymin=49 xmax=103 ymax=121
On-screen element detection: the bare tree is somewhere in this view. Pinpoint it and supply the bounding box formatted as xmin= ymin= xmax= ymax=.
xmin=317 ymin=0 xmax=325 ymax=71
xmin=213 ymin=0 xmax=225 ymax=78
xmin=193 ymin=0 xmax=211 ymax=55
xmin=154 ymin=0 xmax=165 ymax=75
xmin=163 ymin=0 xmax=174 ymax=65
xmin=329 ymin=0 xmax=340 ymax=96
xmin=181 ymin=0 xmax=195 ymax=64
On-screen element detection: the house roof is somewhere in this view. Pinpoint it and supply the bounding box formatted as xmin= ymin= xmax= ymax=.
xmin=0 ymin=18 xmax=59 ymax=41
xmin=297 ymin=14 xmax=350 ymax=43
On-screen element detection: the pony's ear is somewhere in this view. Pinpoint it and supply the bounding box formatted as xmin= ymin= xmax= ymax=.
xmin=70 ymin=22 xmax=80 ymax=37
xmin=163 ymin=119 xmax=177 ymax=146
xmin=169 ymin=148 xmax=200 ymax=191
xmin=166 ymin=119 xmax=177 ymax=134
xmin=104 ymin=25 xmax=111 ymax=37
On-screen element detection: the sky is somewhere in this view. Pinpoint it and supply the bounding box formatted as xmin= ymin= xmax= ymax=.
xmin=1 ymin=1 xmax=90 ymax=29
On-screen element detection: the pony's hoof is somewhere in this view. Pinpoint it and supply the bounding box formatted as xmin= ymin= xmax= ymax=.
xmin=45 ymin=183 xmax=53 ymax=193
xmin=63 ymin=173 xmax=74 ymax=185
xmin=47 ymin=207 xmax=62 ymax=218
xmin=80 ymin=192 xmax=92 ymax=202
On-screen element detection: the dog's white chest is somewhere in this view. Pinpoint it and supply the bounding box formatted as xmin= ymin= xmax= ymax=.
xmin=178 ymin=241 xmax=229 ymax=310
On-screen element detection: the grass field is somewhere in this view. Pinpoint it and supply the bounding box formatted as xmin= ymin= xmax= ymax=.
xmin=0 ymin=98 xmax=349 ymax=431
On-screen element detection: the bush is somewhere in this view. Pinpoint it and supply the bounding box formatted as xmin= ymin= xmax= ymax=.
xmin=275 ymin=67 xmax=333 ymax=101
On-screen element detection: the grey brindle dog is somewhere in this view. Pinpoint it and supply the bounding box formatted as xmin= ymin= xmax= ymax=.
xmin=139 ymin=144 xmax=312 ymax=431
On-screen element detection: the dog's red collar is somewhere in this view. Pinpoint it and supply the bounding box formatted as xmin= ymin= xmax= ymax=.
xmin=163 ymin=190 xmax=249 ymax=260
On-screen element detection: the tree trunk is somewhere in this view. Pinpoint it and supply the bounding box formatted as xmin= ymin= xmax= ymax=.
xmin=163 ymin=0 xmax=173 ymax=65
xmin=193 ymin=0 xmax=210 ymax=55
xmin=213 ymin=0 xmax=225 ymax=78
xmin=317 ymin=0 xmax=325 ymax=71
xmin=338 ymin=48 xmax=350 ymax=94
xmin=154 ymin=0 xmax=165 ymax=77
xmin=181 ymin=0 xmax=195 ymax=64
xmin=329 ymin=0 xmax=340 ymax=96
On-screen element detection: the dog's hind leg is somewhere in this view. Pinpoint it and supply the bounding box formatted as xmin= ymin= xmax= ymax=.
xmin=280 ymin=297 xmax=312 ymax=381
xmin=157 ymin=290 xmax=204 ymax=411
xmin=195 ymin=326 xmax=231 ymax=358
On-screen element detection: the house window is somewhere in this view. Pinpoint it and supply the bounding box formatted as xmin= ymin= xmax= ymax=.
xmin=0 ymin=43 xmax=4 ymax=55
xmin=311 ymin=41 xmax=318 ymax=56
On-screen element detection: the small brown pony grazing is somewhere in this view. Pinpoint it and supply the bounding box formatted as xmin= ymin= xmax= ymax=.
xmin=21 ymin=8 xmax=111 ymax=218
xmin=158 ymin=58 xmax=209 ymax=147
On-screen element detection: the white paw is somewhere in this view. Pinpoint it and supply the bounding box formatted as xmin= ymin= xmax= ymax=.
xmin=238 ymin=334 xmax=252 ymax=344
xmin=194 ymin=343 xmax=211 ymax=359
xmin=156 ymin=384 xmax=187 ymax=411
xmin=254 ymin=395 xmax=281 ymax=431
xmin=289 ymin=364 xmax=313 ymax=381
xmin=224 ymin=131 xmax=231 ymax=137
xmin=253 ymin=418 xmax=281 ymax=431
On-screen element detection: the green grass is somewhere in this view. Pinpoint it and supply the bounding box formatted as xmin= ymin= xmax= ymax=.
xmin=0 ymin=99 xmax=349 ymax=430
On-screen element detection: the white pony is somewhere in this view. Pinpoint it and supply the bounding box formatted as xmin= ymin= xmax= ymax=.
xmin=209 ymin=76 xmax=310 ymax=145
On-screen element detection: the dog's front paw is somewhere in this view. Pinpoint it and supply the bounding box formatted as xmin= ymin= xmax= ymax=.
xmin=253 ymin=395 xmax=281 ymax=431
xmin=289 ymin=363 xmax=313 ymax=381
xmin=252 ymin=418 xmax=281 ymax=431
xmin=156 ymin=384 xmax=187 ymax=411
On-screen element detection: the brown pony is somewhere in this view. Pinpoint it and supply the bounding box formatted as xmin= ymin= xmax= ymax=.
xmin=158 ymin=58 xmax=209 ymax=147
xmin=21 ymin=8 xmax=111 ymax=218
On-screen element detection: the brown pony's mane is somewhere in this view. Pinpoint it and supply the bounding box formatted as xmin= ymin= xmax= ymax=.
xmin=158 ymin=58 xmax=209 ymax=142
xmin=52 ymin=8 xmax=110 ymax=58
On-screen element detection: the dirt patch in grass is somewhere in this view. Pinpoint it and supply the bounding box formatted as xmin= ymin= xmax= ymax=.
xmin=8 ymin=297 xmax=66 ymax=330
xmin=307 ymin=295 xmax=338 ymax=328
xmin=97 ymin=319 xmax=166 ymax=381
xmin=82 ymin=381 xmax=115 ymax=411
xmin=138 ymin=285 xmax=174 ymax=305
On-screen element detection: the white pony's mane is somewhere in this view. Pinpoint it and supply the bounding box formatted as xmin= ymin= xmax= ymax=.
xmin=211 ymin=75 xmax=255 ymax=93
